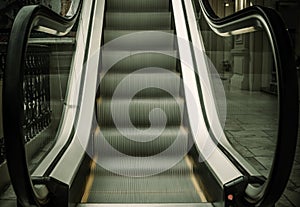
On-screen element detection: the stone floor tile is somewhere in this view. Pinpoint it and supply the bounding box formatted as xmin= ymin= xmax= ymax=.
xmin=293 ymin=186 xmax=300 ymax=193
xmin=0 ymin=186 xmax=15 ymax=200
xmin=229 ymin=130 xmax=270 ymax=138
xmin=257 ymin=169 xmax=269 ymax=177
xmin=227 ymin=136 xmax=238 ymax=145
xmin=231 ymin=144 xmax=254 ymax=158
xmin=224 ymin=124 xmax=244 ymax=131
xmin=295 ymin=148 xmax=300 ymax=163
xmin=240 ymin=124 xmax=276 ymax=131
xmin=255 ymin=156 xmax=273 ymax=170
xmin=263 ymin=130 xmax=278 ymax=137
xmin=248 ymin=146 xmax=275 ymax=157
xmin=276 ymin=195 xmax=295 ymax=207
xmin=245 ymin=157 xmax=267 ymax=171
xmin=283 ymin=188 xmax=300 ymax=207
xmin=286 ymin=180 xmax=297 ymax=191
xmin=224 ymin=131 xmax=234 ymax=138
xmin=289 ymin=169 xmax=300 ymax=186
xmin=234 ymin=137 xmax=276 ymax=148
xmin=0 ymin=200 xmax=17 ymax=207
xmin=236 ymin=115 xmax=275 ymax=124
xmin=291 ymin=161 xmax=300 ymax=170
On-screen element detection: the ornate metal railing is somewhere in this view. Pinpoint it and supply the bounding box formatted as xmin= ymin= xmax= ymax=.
xmin=0 ymin=44 xmax=51 ymax=165
xmin=0 ymin=47 xmax=5 ymax=164
xmin=23 ymin=46 xmax=51 ymax=142
xmin=0 ymin=138 xmax=4 ymax=164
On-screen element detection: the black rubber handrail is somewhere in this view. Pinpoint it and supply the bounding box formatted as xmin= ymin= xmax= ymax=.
xmin=3 ymin=2 xmax=82 ymax=206
xmin=199 ymin=0 xmax=298 ymax=206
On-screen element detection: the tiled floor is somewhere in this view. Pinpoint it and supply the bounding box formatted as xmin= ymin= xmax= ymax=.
xmin=224 ymin=86 xmax=300 ymax=206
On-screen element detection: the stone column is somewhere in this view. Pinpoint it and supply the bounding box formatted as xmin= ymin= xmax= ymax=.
xmin=235 ymin=0 xmax=248 ymax=11
xmin=61 ymin=0 xmax=72 ymax=16
xmin=230 ymin=0 xmax=250 ymax=90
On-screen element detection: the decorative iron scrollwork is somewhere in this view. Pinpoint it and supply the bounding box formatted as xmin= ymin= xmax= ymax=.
xmin=24 ymin=46 xmax=51 ymax=141
xmin=0 ymin=44 xmax=51 ymax=164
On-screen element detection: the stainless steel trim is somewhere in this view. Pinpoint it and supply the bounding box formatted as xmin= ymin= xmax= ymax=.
xmin=184 ymin=0 xmax=260 ymax=177
xmin=32 ymin=0 xmax=95 ymax=177
xmin=49 ymin=0 xmax=105 ymax=185
xmin=172 ymin=0 xmax=242 ymax=185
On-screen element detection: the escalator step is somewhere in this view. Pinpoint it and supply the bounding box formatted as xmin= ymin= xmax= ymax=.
xmin=101 ymin=30 xmax=176 ymax=50
xmin=89 ymin=153 xmax=194 ymax=176
xmin=103 ymin=30 xmax=174 ymax=44
xmin=87 ymin=158 xmax=202 ymax=203
xmin=99 ymin=72 xmax=181 ymax=98
xmin=97 ymin=98 xmax=184 ymax=127
xmin=88 ymin=175 xmax=202 ymax=203
xmin=93 ymin=126 xmax=188 ymax=157
xmin=101 ymin=52 xmax=178 ymax=73
xmin=78 ymin=204 xmax=213 ymax=207
xmin=105 ymin=12 xmax=172 ymax=30
xmin=106 ymin=0 xmax=170 ymax=12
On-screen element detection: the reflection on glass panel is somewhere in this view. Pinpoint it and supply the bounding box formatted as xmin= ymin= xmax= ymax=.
xmin=196 ymin=1 xmax=278 ymax=179
xmin=22 ymin=30 xmax=77 ymax=173
xmin=224 ymin=32 xmax=277 ymax=178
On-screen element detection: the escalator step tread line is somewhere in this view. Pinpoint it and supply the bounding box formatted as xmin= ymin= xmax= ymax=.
xmin=103 ymin=30 xmax=174 ymax=44
xmin=105 ymin=12 xmax=172 ymax=30
xmin=106 ymin=0 xmax=170 ymax=12
xmin=81 ymin=0 xmax=208 ymax=204
xmin=102 ymin=53 xmax=178 ymax=73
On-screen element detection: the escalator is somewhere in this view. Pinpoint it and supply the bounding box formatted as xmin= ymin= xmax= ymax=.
xmin=1 ymin=0 xmax=298 ymax=206
xmin=82 ymin=1 xmax=205 ymax=203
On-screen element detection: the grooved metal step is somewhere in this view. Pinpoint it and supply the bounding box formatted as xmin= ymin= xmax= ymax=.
xmin=101 ymin=52 xmax=178 ymax=73
xmin=99 ymin=72 xmax=181 ymax=98
xmin=78 ymin=204 xmax=213 ymax=207
xmin=103 ymin=30 xmax=174 ymax=44
xmin=83 ymin=158 xmax=206 ymax=203
xmin=106 ymin=0 xmax=170 ymax=12
xmin=101 ymin=30 xmax=176 ymax=49
xmin=97 ymin=98 xmax=184 ymax=127
xmin=93 ymin=127 xmax=188 ymax=156
xmin=105 ymin=12 xmax=172 ymax=30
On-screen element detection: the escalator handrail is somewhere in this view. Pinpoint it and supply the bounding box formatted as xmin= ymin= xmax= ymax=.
xmin=199 ymin=0 xmax=298 ymax=206
xmin=3 ymin=2 xmax=82 ymax=206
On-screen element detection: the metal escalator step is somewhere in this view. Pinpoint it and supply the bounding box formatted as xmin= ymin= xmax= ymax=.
xmin=78 ymin=204 xmax=213 ymax=207
xmin=87 ymin=176 xmax=202 ymax=203
xmin=101 ymin=30 xmax=176 ymax=50
xmin=105 ymin=12 xmax=172 ymax=30
xmin=106 ymin=0 xmax=170 ymax=12
xmin=86 ymin=158 xmax=203 ymax=203
xmin=103 ymin=30 xmax=174 ymax=44
xmin=88 ymin=152 xmax=194 ymax=176
xmin=93 ymin=126 xmax=187 ymax=157
xmin=101 ymin=52 xmax=178 ymax=73
xmin=99 ymin=72 xmax=181 ymax=98
xmin=97 ymin=98 xmax=184 ymax=127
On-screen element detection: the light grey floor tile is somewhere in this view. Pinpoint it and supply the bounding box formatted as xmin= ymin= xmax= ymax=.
xmin=247 ymin=146 xmax=275 ymax=157
xmin=275 ymin=195 xmax=294 ymax=207
xmin=234 ymin=137 xmax=276 ymax=148
xmin=229 ymin=130 xmax=270 ymax=138
xmin=245 ymin=157 xmax=267 ymax=171
xmin=283 ymin=188 xmax=300 ymax=207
